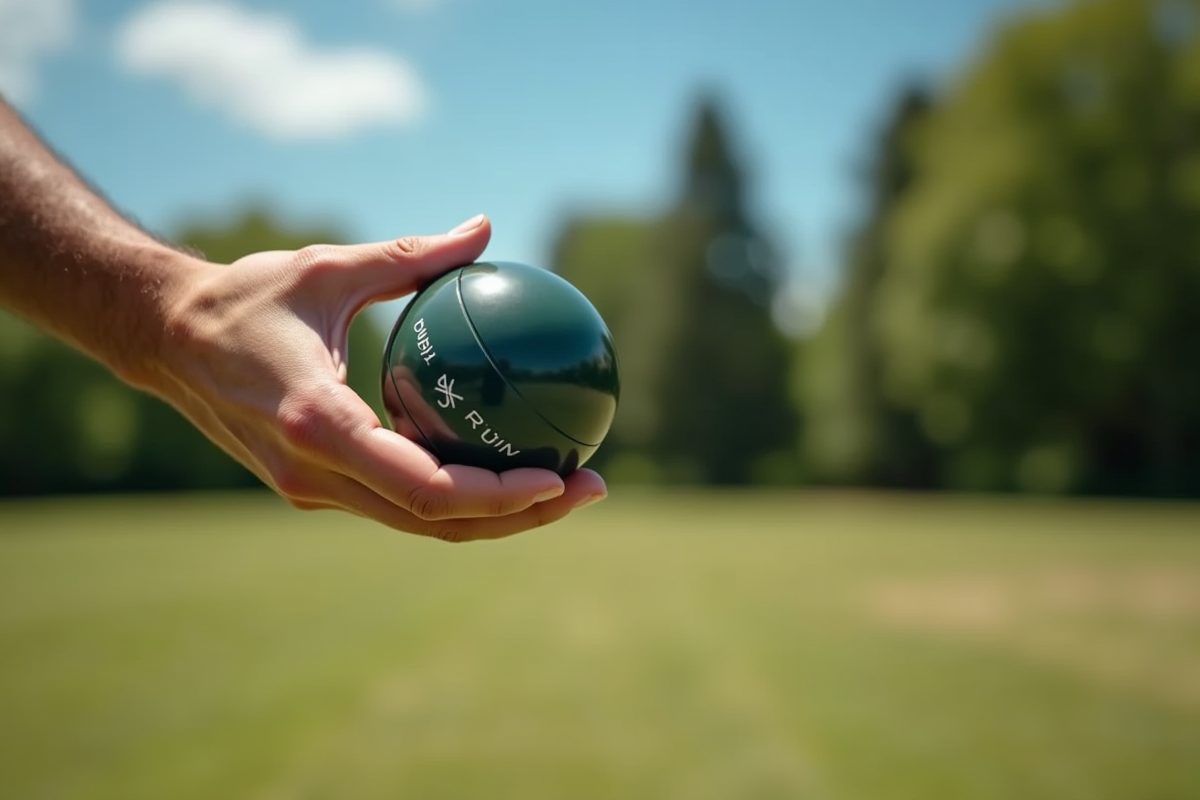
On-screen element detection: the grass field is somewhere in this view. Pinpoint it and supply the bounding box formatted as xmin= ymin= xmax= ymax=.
xmin=1 ymin=490 xmax=1198 ymax=800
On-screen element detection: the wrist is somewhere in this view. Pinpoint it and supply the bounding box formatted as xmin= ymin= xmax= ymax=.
xmin=108 ymin=238 xmax=209 ymax=393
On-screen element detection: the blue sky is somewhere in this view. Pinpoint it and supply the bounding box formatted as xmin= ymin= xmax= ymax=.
xmin=4 ymin=0 xmax=1048 ymax=326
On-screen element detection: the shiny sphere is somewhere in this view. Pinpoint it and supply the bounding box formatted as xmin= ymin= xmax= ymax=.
xmin=381 ymin=261 xmax=620 ymax=475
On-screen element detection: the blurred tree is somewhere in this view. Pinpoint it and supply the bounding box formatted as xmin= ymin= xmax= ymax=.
xmin=0 ymin=206 xmax=386 ymax=496
xmin=555 ymin=94 xmax=799 ymax=484
xmin=873 ymin=0 xmax=1200 ymax=496
xmin=797 ymin=87 xmax=939 ymax=488
xmin=551 ymin=216 xmax=671 ymax=480
xmin=652 ymin=97 xmax=799 ymax=484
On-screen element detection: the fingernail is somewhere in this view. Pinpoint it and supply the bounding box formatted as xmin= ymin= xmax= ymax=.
xmin=574 ymin=493 xmax=606 ymax=510
xmin=534 ymin=486 xmax=564 ymax=504
xmin=449 ymin=214 xmax=485 ymax=236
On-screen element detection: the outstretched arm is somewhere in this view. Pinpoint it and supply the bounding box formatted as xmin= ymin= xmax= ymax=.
xmin=0 ymin=99 xmax=187 ymax=382
xmin=0 ymin=98 xmax=606 ymax=541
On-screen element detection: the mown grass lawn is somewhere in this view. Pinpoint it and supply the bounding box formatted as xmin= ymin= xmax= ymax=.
xmin=1 ymin=490 xmax=1198 ymax=800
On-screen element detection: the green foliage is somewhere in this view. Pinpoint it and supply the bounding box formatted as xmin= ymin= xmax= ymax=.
xmin=554 ymin=96 xmax=799 ymax=484
xmin=889 ymin=0 xmax=1200 ymax=496
xmin=797 ymin=88 xmax=937 ymax=488
xmin=0 ymin=309 xmax=253 ymax=495
xmin=0 ymin=206 xmax=386 ymax=496
xmin=550 ymin=216 xmax=669 ymax=480
xmin=806 ymin=0 xmax=1200 ymax=497
xmin=14 ymin=0 xmax=1200 ymax=496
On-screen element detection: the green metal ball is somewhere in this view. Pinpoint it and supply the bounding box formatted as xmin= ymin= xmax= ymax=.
xmin=381 ymin=261 xmax=620 ymax=475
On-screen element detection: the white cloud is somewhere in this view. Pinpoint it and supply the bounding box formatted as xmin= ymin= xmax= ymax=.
xmin=116 ymin=1 xmax=428 ymax=141
xmin=0 ymin=0 xmax=76 ymax=102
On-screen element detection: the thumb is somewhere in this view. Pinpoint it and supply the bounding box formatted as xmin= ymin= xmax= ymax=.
xmin=327 ymin=214 xmax=492 ymax=305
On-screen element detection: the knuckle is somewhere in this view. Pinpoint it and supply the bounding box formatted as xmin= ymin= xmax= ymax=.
xmin=404 ymin=483 xmax=451 ymax=521
xmin=277 ymin=395 xmax=333 ymax=454
xmin=486 ymin=495 xmax=516 ymax=517
xmin=531 ymin=503 xmax=566 ymax=531
xmin=293 ymin=244 xmax=344 ymax=289
xmin=295 ymin=243 xmax=339 ymax=271
xmin=389 ymin=236 xmax=425 ymax=260
xmin=271 ymin=466 xmax=313 ymax=501
xmin=427 ymin=524 xmax=469 ymax=544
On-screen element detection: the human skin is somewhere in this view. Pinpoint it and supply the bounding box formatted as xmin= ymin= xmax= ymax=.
xmin=0 ymin=97 xmax=606 ymax=541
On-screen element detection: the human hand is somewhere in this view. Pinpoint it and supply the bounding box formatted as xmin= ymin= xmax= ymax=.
xmin=151 ymin=214 xmax=607 ymax=541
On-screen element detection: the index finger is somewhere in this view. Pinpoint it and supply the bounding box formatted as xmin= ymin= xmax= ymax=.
xmin=346 ymin=420 xmax=567 ymax=521
xmin=287 ymin=370 xmax=564 ymax=521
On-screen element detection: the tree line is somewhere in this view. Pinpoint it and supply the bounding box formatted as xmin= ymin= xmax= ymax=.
xmin=561 ymin=0 xmax=1200 ymax=498
xmin=2 ymin=0 xmax=1197 ymax=498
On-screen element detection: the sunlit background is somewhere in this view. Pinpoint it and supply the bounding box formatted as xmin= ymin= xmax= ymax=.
xmin=2 ymin=0 xmax=1199 ymax=798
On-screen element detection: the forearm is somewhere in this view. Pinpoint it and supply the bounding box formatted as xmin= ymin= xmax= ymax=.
xmin=0 ymin=97 xmax=199 ymax=387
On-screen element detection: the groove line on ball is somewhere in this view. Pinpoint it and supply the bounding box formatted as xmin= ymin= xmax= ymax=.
xmin=453 ymin=271 xmax=599 ymax=447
